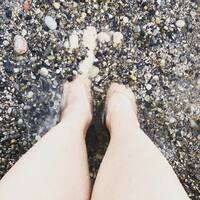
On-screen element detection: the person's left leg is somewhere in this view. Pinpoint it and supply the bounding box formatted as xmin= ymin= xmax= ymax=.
xmin=0 ymin=76 xmax=92 ymax=200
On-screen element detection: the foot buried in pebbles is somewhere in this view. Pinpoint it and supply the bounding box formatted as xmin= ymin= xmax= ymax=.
xmin=0 ymin=1 xmax=200 ymax=199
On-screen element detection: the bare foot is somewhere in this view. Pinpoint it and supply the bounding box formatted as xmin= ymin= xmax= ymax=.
xmin=61 ymin=75 xmax=92 ymax=132
xmin=105 ymin=83 xmax=139 ymax=133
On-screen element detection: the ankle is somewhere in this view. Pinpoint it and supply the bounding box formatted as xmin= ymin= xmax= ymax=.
xmin=61 ymin=105 xmax=92 ymax=132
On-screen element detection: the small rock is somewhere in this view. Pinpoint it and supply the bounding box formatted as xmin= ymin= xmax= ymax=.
xmin=133 ymin=25 xmax=141 ymax=33
xmin=146 ymin=84 xmax=152 ymax=90
xmin=10 ymin=139 xmax=17 ymax=144
xmin=35 ymin=135 xmax=42 ymax=141
xmin=27 ymin=91 xmax=34 ymax=99
xmin=5 ymin=9 xmax=12 ymax=18
xmin=160 ymin=59 xmax=166 ymax=67
xmin=14 ymin=35 xmax=28 ymax=55
xmin=69 ymin=32 xmax=79 ymax=51
xmin=176 ymin=19 xmax=186 ymax=28
xmin=113 ymin=32 xmax=123 ymax=47
xmin=3 ymin=40 xmax=10 ymax=47
xmin=39 ymin=67 xmax=49 ymax=77
xmin=97 ymin=32 xmax=111 ymax=43
xmin=155 ymin=17 xmax=161 ymax=25
xmin=21 ymin=29 xmax=27 ymax=36
xmin=3 ymin=60 xmax=13 ymax=74
xmin=129 ymin=74 xmax=137 ymax=81
xmin=53 ymin=2 xmax=60 ymax=10
xmin=45 ymin=16 xmax=57 ymax=30
xmin=190 ymin=119 xmax=199 ymax=130
xmin=88 ymin=66 xmax=100 ymax=78
xmin=80 ymin=12 xmax=87 ymax=21
xmin=122 ymin=16 xmax=129 ymax=23
xmin=17 ymin=119 xmax=23 ymax=125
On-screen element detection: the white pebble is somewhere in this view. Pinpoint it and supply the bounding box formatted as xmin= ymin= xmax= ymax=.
xmin=122 ymin=16 xmax=129 ymax=23
xmin=45 ymin=16 xmax=57 ymax=30
xmin=14 ymin=35 xmax=28 ymax=55
xmin=3 ymin=40 xmax=9 ymax=47
xmin=146 ymin=84 xmax=152 ymax=90
xmin=176 ymin=19 xmax=186 ymax=28
xmin=113 ymin=32 xmax=123 ymax=47
xmin=27 ymin=91 xmax=34 ymax=99
xmin=97 ymin=32 xmax=111 ymax=43
xmin=39 ymin=67 xmax=49 ymax=77
xmin=35 ymin=135 xmax=42 ymax=141
xmin=17 ymin=119 xmax=23 ymax=125
xmin=88 ymin=66 xmax=100 ymax=78
xmin=53 ymin=2 xmax=60 ymax=10
xmin=21 ymin=29 xmax=27 ymax=36
xmin=190 ymin=119 xmax=199 ymax=129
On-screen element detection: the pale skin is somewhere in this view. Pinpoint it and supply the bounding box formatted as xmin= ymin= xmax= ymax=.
xmin=0 ymin=76 xmax=190 ymax=200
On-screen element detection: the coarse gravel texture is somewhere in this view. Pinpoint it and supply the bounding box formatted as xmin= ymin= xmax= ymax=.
xmin=0 ymin=0 xmax=200 ymax=199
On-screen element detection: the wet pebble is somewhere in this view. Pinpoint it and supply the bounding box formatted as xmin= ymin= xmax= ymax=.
xmin=53 ymin=2 xmax=60 ymax=10
xmin=88 ymin=66 xmax=100 ymax=78
xmin=5 ymin=9 xmax=12 ymax=18
xmin=3 ymin=40 xmax=10 ymax=47
xmin=27 ymin=91 xmax=34 ymax=99
xmin=176 ymin=19 xmax=186 ymax=28
xmin=146 ymin=84 xmax=152 ymax=91
xmin=3 ymin=60 xmax=13 ymax=74
xmin=17 ymin=119 xmax=23 ymax=125
xmin=113 ymin=32 xmax=123 ymax=47
xmin=133 ymin=25 xmax=141 ymax=33
xmin=39 ymin=67 xmax=49 ymax=77
xmin=14 ymin=35 xmax=28 ymax=55
xmin=45 ymin=16 xmax=57 ymax=30
xmin=97 ymin=32 xmax=111 ymax=43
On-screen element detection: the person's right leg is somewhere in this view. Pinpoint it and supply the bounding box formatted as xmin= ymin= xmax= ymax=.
xmin=91 ymin=83 xmax=189 ymax=200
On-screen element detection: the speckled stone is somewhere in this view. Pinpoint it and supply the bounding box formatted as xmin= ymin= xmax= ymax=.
xmin=45 ymin=16 xmax=57 ymax=30
xmin=14 ymin=35 xmax=28 ymax=55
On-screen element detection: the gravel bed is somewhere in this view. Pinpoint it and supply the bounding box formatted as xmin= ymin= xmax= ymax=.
xmin=0 ymin=0 xmax=199 ymax=199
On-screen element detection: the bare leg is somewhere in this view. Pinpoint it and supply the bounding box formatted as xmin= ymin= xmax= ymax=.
xmin=91 ymin=83 xmax=189 ymax=200
xmin=0 ymin=77 xmax=92 ymax=200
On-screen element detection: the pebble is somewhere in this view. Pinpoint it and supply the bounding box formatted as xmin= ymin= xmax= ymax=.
xmin=21 ymin=29 xmax=27 ymax=36
xmin=3 ymin=60 xmax=13 ymax=74
xmin=35 ymin=135 xmax=42 ymax=141
xmin=146 ymin=84 xmax=152 ymax=90
xmin=17 ymin=119 xmax=23 ymax=125
xmin=97 ymin=32 xmax=111 ymax=43
xmin=122 ymin=16 xmax=129 ymax=23
xmin=44 ymin=16 xmax=57 ymax=30
xmin=39 ymin=67 xmax=49 ymax=77
xmin=27 ymin=91 xmax=34 ymax=99
xmin=53 ymin=2 xmax=60 ymax=10
xmin=14 ymin=35 xmax=28 ymax=55
xmin=133 ymin=25 xmax=141 ymax=33
xmin=113 ymin=32 xmax=123 ymax=47
xmin=88 ymin=66 xmax=100 ymax=78
xmin=176 ymin=19 xmax=186 ymax=28
xmin=190 ymin=119 xmax=199 ymax=130
xmin=3 ymin=40 xmax=10 ymax=47
xmin=5 ymin=9 xmax=12 ymax=18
